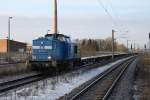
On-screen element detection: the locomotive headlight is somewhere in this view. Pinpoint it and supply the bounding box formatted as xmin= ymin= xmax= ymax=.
xmin=48 ymin=56 xmax=51 ymax=60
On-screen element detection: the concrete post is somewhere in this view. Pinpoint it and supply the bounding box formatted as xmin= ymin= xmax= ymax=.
xmin=54 ymin=0 xmax=58 ymax=34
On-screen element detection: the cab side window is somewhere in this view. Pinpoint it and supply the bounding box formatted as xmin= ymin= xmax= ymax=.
xmin=74 ymin=45 xmax=78 ymax=54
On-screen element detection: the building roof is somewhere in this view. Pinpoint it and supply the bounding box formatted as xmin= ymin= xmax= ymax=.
xmin=0 ymin=39 xmax=27 ymax=45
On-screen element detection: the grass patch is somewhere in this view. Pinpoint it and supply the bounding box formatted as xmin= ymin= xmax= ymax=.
xmin=137 ymin=53 xmax=150 ymax=99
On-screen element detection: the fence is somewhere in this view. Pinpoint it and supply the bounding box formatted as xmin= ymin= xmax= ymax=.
xmin=0 ymin=52 xmax=31 ymax=64
xmin=80 ymin=51 xmax=126 ymax=57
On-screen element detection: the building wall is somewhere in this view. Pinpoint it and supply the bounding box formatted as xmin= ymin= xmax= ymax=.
xmin=9 ymin=40 xmax=27 ymax=53
xmin=0 ymin=39 xmax=27 ymax=53
xmin=0 ymin=39 xmax=7 ymax=53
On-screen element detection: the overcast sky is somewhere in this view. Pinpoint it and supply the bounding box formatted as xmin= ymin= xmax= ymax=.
xmin=0 ymin=0 xmax=150 ymax=48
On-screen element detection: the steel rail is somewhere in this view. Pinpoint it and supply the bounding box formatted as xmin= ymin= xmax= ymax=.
xmin=102 ymin=58 xmax=134 ymax=100
xmin=0 ymin=74 xmax=44 ymax=93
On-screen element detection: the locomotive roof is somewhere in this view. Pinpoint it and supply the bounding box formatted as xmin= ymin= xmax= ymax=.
xmin=45 ymin=34 xmax=70 ymax=38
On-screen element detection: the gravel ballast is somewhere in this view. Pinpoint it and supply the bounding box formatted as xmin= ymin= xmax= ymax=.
xmin=108 ymin=58 xmax=138 ymax=100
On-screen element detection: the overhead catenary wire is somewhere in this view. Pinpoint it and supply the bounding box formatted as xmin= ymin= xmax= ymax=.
xmin=96 ymin=0 xmax=129 ymax=33
xmin=96 ymin=0 xmax=131 ymax=41
xmin=96 ymin=0 xmax=118 ymax=28
xmin=106 ymin=0 xmax=120 ymax=23
xmin=106 ymin=0 xmax=129 ymax=33
xmin=96 ymin=0 xmax=132 ymax=50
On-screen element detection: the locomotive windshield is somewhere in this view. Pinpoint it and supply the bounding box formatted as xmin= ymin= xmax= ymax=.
xmin=45 ymin=34 xmax=71 ymax=42
xmin=57 ymin=35 xmax=66 ymax=42
xmin=45 ymin=34 xmax=54 ymax=40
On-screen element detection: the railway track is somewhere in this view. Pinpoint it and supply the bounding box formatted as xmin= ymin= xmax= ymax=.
xmin=0 ymin=60 xmax=109 ymax=93
xmin=0 ymin=74 xmax=45 ymax=93
xmin=69 ymin=57 xmax=135 ymax=100
xmin=0 ymin=56 xmax=134 ymax=95
xmin=0 ymin=58 xmax=112 ymax=94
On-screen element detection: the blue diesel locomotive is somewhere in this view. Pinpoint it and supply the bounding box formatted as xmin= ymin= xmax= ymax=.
xmin=29 ymin=34 xmax=80 ymax=70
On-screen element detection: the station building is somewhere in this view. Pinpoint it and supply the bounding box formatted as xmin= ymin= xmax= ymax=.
xmin=0 ymin=39 xmax=27 ymax=53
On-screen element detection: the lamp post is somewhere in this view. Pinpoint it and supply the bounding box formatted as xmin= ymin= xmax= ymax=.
xmin=148 ymin=33 xmax=150 ymax=49
xmin=8 ymin=17 xmax=13 ymax=62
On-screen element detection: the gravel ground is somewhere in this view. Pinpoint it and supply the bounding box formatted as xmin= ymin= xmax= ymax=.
xmin=0 ymin=63 xmax=28 ymax=75
xmin=108 ymin=58 xmax=139 ymax=100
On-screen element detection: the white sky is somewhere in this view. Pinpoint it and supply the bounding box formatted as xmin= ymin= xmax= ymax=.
xmin=0 ymin=0 xmax=150 ymax=48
